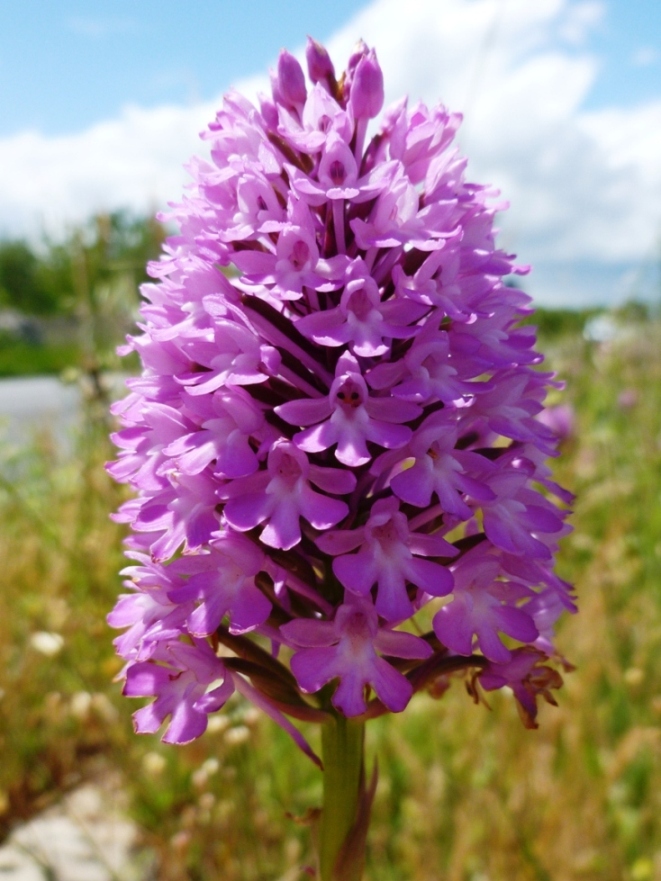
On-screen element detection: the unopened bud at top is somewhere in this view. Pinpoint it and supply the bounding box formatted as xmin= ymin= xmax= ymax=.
xmin=346 ymin=39 xmax=369 ymax=81
xmin=305 ymin=37 xmax=336 ymax=90
xmin=349 ymin=48 xmax=384 ymax=120
xmin=272 ymin=49 xmax=307 ymax=109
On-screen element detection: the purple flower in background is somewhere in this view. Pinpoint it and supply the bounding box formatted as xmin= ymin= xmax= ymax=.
xmin=537 ymin=403 xmax=576 ymax=442
xmin=108 ymin=38 xmax=574 ymax=757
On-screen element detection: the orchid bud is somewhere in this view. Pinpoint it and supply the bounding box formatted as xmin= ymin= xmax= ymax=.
xmin=349 ymin=48 xmax=384 ymax=120
xmin=272 ymin=49 xmax=307 ymax=109
xmin=305 ymin=36 xmax=336 ymax=89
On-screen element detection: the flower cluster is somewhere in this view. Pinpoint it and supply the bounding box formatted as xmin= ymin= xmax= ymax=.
xmin=108 ymin=39 xmax=574 ymax=758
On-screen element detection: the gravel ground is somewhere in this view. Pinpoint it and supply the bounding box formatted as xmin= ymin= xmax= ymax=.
xmin=0 ymin=782 xmax=150 ymax=881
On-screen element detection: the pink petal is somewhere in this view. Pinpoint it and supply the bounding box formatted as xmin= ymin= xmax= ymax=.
xmin=334 ymin=550 xmax=378 ymax=594
xmin=316 ymin=528 xmax=365 ymax=555
xmin=281 ymin=619 xmax=337 ymax=647
xmin=370 ymin=657 xmax=412 ymax=712
xmin=405 ymin=557 xmax=453 ymax=597
xmin=276 ymin=396 xmax=332 ymax=426
xmin=290 ymin=646 xmax=339 ymax=692
xmin=375 ymin=629 xmax=432 ymax=659
xmin=224 ymin=492 xmax=274 ymax=532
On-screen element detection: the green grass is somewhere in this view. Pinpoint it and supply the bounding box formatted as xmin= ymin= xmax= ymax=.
xmin=1 ymin=321 xmax=661 ymax=880
xmin=0 ymin=336 xmax=83 ymax=377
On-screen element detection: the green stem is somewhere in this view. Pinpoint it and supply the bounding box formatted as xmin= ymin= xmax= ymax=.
xmin=318 ymin=715 xmax=366 ymax=881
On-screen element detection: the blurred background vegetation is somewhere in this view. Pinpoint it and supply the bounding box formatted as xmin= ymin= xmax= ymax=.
xmin=1 ymin=216 xmax=660 ymax=879
xmin=0 ymin=212 xmax=163 ymax=378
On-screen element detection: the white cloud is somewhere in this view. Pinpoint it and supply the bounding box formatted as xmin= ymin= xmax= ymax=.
xmin=1 ymin=0 xmax=660 ymax=306
xmin=556 ymin=0 xmax=604 ymax=44
xmin=0 ymin=68 xmax=269 ymax=241
xmin=0 ymin=104 xmax=213 ymax=238
xmin=323 ymin=0 xmax=660 ymax=281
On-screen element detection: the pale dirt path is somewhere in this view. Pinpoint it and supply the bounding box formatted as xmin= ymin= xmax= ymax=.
xmin=0 ymin=782 xmax=151 ymax=881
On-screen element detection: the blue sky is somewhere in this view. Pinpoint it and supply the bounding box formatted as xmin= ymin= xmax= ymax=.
xmin=1 ymin=0 xmax=658 ymax=136
xmin=0 ymin=0 xmax=361 ymax=136
xmin=0 ymin=0 xmax=660 ymax=307
xmin=587 ymin=0 xmax=660 ymax=107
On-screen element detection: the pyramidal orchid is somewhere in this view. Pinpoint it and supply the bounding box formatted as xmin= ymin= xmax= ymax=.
xmin=108 ymin=38 xmax=574 ymax=880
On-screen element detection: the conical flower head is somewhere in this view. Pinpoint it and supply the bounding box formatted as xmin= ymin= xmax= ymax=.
xmin=108 ymin=38 xmax=574 ymax=754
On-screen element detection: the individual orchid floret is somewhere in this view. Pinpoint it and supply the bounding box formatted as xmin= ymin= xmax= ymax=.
xmin=289 ymin=132 xmax=391 ymax=205
xmin=276 ymin=352 xmax=420 ymax=467
xmin=480 ymin=467 xmax=566 ymax=561
xmin=178 ymin=316 xmax=280 ymax=396
xmin=391 ymin=101 xmax=463 ymax=185
xmin=118 ymin=470 xmax=221 ymax=561
xmin=108 ymin=402 xmax=194 ymax=489
xmin=124 ymin=639 xmax=234 ymax=744
xmin=279 ymin=83 xmax=353 ymax=154
xmin=536 ymin=403 xmax=575 ymax=443
xmin=168 ymin=531 xmax=270 ymax=636
xmin=349 ymin=46 xmax=384 ymax=159
xmin=295 ymin=259 xmax=425 ymax=357
xmin=526 ymin=587 xmax=577 ymax=659
xmin=108 ymin=555 xmax=194 ymax=661
xmin=351 ymin=166 xmax=458 ymax=252
xmin=349 ymin=47 xmax=384 ymax=122
xmin=162 ymin=387 xmax=264 ymax=478
xmin=474 ymin=647 xmax=564 ymax=729
xmin=219 ymin=166 xmax=287 ymax=242
xmin=220 ymin=438 xmax=355 ymax=550
xmin=367 ymin=320 xmax=475 ymax=405
xmin=385 ymin=412 xmax=495 ymax=518
xmin=317 ymin=498 xmax=456 ymax=621
xmin=462 ymin=369 xmax=552 ymax=448
xmin=232 ymin=198 xmax=349 ymax=300
xmin=391 ymin=241 xmax=471 ymax=321
xmin=282 ymin=597 xmax=431 ymax=716
xmin=433 ymin=544 xmax=538 ymax=663
xmin=271 ymin=50 xmax=307 ymax=112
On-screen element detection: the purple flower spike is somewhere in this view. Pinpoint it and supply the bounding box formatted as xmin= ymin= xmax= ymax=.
xmin=109 ymin=38 xmax=574 ymax=754
xmin=282 ymin=598 xmax=430 ymax=716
